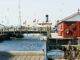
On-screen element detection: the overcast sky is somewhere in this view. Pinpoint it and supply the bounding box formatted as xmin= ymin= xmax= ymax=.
xmin=0 ymin=0 xmax=79 ymax=26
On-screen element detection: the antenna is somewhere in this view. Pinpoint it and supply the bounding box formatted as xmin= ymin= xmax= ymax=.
xmin=6 ymin=8 xmax=9 ymax=26
xmin=18 ymin=0 xmax=21 ymax=27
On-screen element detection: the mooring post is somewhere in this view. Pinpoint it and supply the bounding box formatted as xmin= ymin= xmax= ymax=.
xmin=20 ymin=26 xmax=22 ymax=34
xmin=47 ymin=25 xmax=51 ymax=39
xmin=1 ymin=29 xmax=3 ymax=35
xmin=40 ymin=27 xmax=42 ymax=34
xmin=14 ymin=28 xmax=15 ymax=34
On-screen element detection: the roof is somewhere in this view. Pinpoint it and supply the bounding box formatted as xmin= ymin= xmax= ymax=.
xmin=58 ymin=10 xmax=80 ymax=24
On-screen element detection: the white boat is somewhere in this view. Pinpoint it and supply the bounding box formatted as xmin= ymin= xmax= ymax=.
xmin=47 ymin=49 xmax=64 ymax=59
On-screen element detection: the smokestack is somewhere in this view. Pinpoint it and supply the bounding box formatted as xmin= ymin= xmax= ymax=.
xmin=45 ymin=14 xmax=49 ymax=22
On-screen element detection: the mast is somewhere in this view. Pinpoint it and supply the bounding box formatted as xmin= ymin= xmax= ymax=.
xmin=18 ymin=0 xmax=21 ymax=27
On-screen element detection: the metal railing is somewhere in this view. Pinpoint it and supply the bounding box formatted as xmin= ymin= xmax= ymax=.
xmin=0 ymin=27 xmax=48 ymax=33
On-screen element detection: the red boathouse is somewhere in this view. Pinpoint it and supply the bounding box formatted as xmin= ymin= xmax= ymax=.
xmin=58 ymin=10 xmax=80 ymax=38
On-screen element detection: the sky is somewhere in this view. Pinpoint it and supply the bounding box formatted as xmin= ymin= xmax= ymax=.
xmin=0 ymin=0 xmax=79 ymax=26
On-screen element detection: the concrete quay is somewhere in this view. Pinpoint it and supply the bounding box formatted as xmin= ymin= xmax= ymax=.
xmin=0 ymin=51 xmax=45 ymax=60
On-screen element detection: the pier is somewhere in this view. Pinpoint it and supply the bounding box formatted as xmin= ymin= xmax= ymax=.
xmin=0 ymin=25 xmax=50 ymax=40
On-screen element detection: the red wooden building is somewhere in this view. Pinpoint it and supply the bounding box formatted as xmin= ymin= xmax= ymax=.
xmin=58 ymin=11 xmax=80 ymax=38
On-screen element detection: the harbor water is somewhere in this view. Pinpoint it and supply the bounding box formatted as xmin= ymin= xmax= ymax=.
xmin=0 ymin=33 xmax=47 ymax=60
xmin=0 ymin=33 xmax=46 ymax=51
